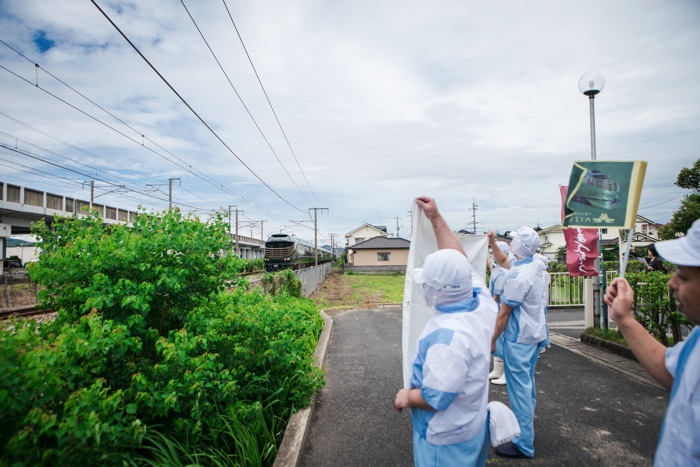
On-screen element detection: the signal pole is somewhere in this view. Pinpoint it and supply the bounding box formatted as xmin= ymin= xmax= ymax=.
xmin=309 ymin=208 xmax=328 ymax=266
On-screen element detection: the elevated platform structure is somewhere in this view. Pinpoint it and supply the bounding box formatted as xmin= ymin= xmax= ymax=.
xmin=0 ymin=181 xmax=265 ymax=269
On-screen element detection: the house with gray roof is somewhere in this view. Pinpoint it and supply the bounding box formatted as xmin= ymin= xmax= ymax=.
xmin=347 ymin=236 xmax=410 ymax=273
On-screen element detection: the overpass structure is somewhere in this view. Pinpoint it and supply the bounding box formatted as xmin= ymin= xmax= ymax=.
xmin=0 ymin=181 xmax=264 ymax=270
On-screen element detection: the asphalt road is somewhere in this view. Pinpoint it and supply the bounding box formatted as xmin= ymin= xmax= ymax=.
xmin=300 ymin=307 xmax=667 ymax=466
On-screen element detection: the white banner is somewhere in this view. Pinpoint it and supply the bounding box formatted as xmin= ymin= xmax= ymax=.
xmin=401 ymin=200 xmax=489 ymax=387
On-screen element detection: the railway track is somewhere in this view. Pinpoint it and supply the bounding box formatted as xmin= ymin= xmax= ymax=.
xmin=0 ymin=306 xmax=52 ymax=320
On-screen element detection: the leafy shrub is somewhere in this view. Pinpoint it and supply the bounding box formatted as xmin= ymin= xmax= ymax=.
xmin=241 ymin=258 xmax=265 ymax=274
xmin=261 ymin=269 xmax=303 ymax=298
xmin=626 ymin=272 xmax=691 ymax=345
xmin=1 ymin=210 xmax=324 ymax=466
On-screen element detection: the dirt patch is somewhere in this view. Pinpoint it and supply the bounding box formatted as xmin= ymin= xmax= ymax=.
xmin=309 ymin=271 xmax=397 ymax=313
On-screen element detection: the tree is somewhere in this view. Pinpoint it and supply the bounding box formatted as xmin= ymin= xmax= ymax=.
xmin=659 ymin=158 xmax=700 ymax=240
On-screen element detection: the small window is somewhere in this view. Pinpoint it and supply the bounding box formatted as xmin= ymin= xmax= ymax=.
xmin=377 ymin=252 xmax=390 ymax=262
xmin=601 ymin=228 xmax=608 ymax=234
xmin=355 ymin=237 xmax=365 ymax=244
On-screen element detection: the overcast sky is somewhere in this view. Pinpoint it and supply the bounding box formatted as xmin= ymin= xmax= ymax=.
xmin=1 ymin=0 xmax=698 ymax=245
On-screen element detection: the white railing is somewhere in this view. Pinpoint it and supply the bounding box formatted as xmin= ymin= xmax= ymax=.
xmin=548 ymin=271 xmax=618 ymax=307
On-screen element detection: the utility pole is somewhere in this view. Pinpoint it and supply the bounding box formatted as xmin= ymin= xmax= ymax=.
xmin=168 ymin=178 xmax=180 ymax=209
xmin=309 ymin=208 xmax=328 ymax=266
xmin=83 ymin=181 xmax=126 ymax=209
xmin=329 ymin=233 xmax=337 ymax=258
xmin=470 ymin=199 xmax=478 ymax=234
xmin=229 ymin=206 xmax=243 ymax=258
xmin=146 ymin=178 xmax=180 ymax=209
xmin=395 ymin=215 xmax=401 ymax=238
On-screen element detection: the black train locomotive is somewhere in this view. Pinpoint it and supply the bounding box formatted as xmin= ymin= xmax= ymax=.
xmin=264 ymin=233 xmax=333 ymax=272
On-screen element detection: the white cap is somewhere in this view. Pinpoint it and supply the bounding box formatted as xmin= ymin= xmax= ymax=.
xmin=414 ymin=249 xmax=473 ymax=294
xmin=509 ymin=226 xmax=541 ymax=258
xmin=534 ymin=253 xmax=549 ymax=266
xmin=495 ymin=241 xmax=511 ymax=256
xmin=655 ymin=218 xmax=700 ymax=267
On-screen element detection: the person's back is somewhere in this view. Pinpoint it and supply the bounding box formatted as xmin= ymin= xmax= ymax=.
xmin=410 ymin=270 xmax=497 ymax=445
xmin=396 ymin=197 xmax=500 ymax=467
xmin=501 ymin=256 xmax=547 ymax=345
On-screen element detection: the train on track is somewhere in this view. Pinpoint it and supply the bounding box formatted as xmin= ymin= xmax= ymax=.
xmin=264 ymin=233 xmax=333 ymax=272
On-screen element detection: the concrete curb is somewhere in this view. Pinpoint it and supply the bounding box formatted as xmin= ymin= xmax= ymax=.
xmin=273 ymin=310 xmax=333 ymax=467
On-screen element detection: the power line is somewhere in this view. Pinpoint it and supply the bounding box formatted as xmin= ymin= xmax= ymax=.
xmin=91 ymin=0 xmax=306 ymax=214
xmin=180 ymin=0 xmax=314 ymax=207
xmin=0 ymin=144 xmax=209 ymax=212
xmin=0 ymin=41 xmax=301 ymax=223
xmin=221 ymin=0 xmax=322 ymax=206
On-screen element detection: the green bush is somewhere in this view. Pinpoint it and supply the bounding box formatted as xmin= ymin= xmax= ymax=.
xmin=261 ymin=269 xmax=303 ymax=298
xmin=626 ymin=272 xmax=691 ymax=345
xmin=1 ymin=210 xmax=324 ymax=466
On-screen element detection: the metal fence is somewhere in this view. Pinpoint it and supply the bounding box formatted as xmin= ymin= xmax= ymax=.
xmin=548 ymin=271 xmax=618 ymax=307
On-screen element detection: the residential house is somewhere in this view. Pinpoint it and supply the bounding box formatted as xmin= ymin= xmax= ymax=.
xmin=345 ymin=224 xmax=388 ymax=248
xmin=537 ymin=225 xmax=565 ymax=262
xmin=346 ymin=236 xmax=410 ymax=273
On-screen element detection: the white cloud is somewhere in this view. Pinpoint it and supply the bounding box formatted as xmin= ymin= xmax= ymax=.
xmin=1 ymin=0 xmax=698 ymax=244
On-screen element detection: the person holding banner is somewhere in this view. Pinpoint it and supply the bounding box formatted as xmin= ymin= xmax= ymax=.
xmin=394 ymin=197 xmax=498 ymax=467
xmin=534 ymin=253 xmax=552 ymax=353
xmin=487 ymin=241 xmax=513 ymax=386
xmin=605 ymin=218 xmax=700 ymax=466
xmin=488 ymin=227 xmax=548 ymax=459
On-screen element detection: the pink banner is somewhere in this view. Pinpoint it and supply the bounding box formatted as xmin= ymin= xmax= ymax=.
xmin=560 ymin=185 xmax=567 ymax=223
xmin=564 ymin=227 xmax=599 ymax=276
xmin=561 ymin=186 xmax=599 ymax=276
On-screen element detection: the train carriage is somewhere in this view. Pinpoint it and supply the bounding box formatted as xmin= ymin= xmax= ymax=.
xmin=264 ymin=233 xmax=332 ymax=272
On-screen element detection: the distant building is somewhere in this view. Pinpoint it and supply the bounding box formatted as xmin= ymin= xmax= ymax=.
xmin=345 ymin=224 xmax=388 ymax=248
xmin=346 ymin=236 xmax=410 ymax=273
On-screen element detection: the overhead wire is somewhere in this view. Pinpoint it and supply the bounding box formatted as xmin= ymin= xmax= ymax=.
xmin=180 ymin=0 xmax=314 ymax=207
xmin=221 ymin=0 xmax=336 ymax=242
xmin=0 ymin=97 xmax=165 ymax=185
xmin=221 ymin=0 xmax=322 ymax=208
xmin=90 ymin=0 xmax=306 ymax=215
xmin=0 ymin=42 xmax=299 ymax=224
xmin=0 ymin=144 xmax=209 ymax=212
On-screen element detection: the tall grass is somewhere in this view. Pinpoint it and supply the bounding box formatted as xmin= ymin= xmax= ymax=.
xmin=134 ymin=399 xmax=283 ymax=466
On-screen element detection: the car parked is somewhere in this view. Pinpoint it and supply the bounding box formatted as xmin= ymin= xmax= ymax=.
xmin=3 ymin=259 xmax=24 ymax=270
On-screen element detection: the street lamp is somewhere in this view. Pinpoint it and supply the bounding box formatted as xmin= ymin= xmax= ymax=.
xmin=578 ymin=71 xmax=606 ymax=330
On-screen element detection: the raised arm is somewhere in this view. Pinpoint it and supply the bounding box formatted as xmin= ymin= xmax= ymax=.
xmin=488 ymin=231 xmax=510 ymax=269
xmin=415 ymin=196 xmax=465 ymax=255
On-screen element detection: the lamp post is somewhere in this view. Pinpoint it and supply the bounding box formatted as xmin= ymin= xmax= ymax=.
xmin=578 ymin=71 xmax=606 ymax=330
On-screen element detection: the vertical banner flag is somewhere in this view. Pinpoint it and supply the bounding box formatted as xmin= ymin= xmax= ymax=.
xmin=560 ymin=186 xmax=599 ymax=276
